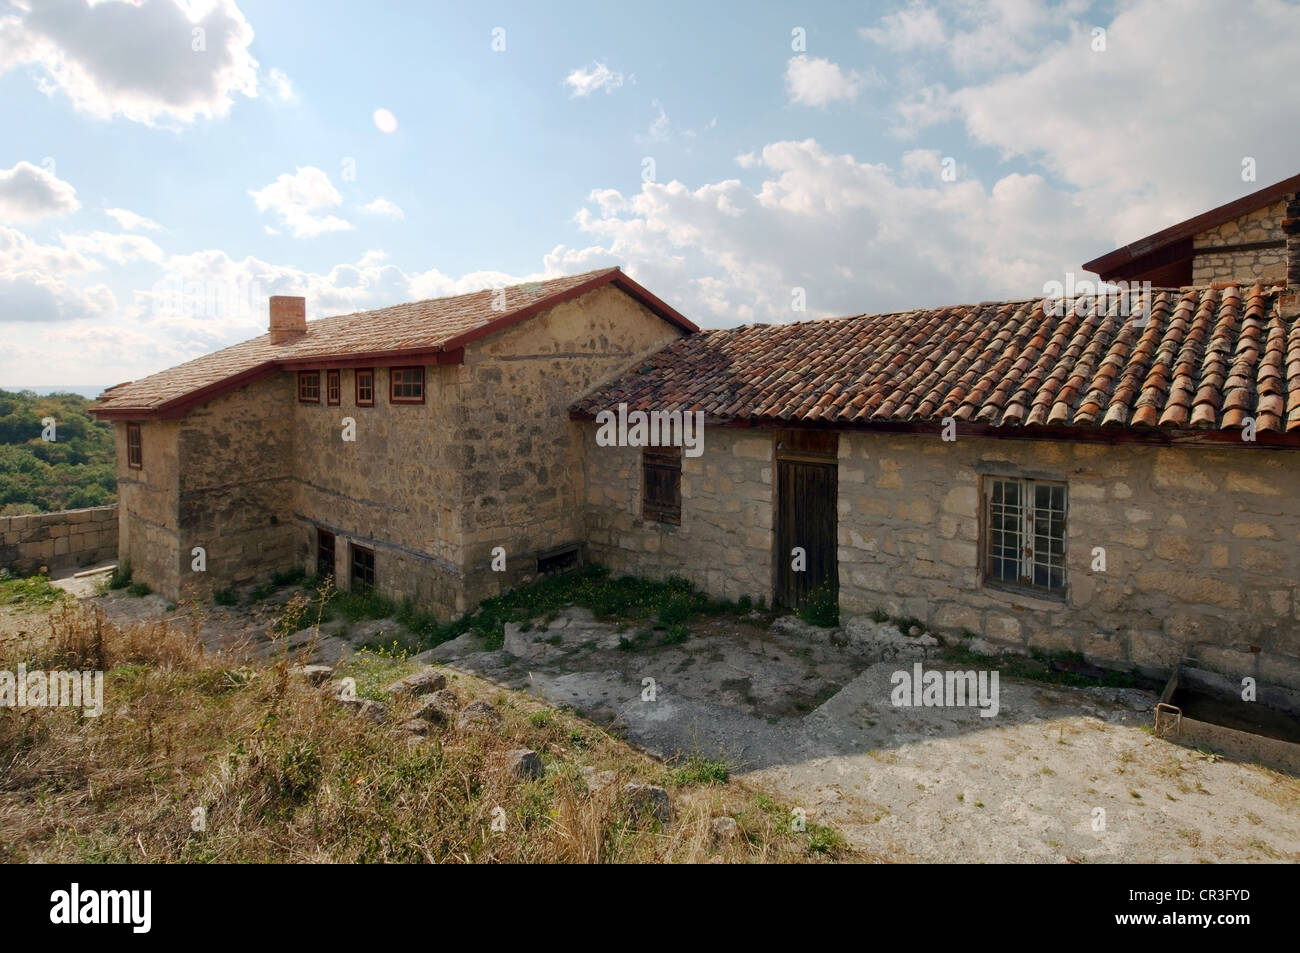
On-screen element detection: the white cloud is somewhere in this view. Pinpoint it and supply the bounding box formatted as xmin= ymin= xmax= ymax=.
xmin=917 ymin=0 xmax=1300 ymax=242
xmin=636 ymin=99 xmax=717 ymax=145
xmin=0 ymin=0 xmax=260 ymax=126
xmin=266 ymin=66 xmax=296 ymax=102
xmin=249 ymin=166 xmax=353 ymax=238
xmin=859 ymin=2 xmax=946 ymax=48
xmin=552 ymin=139 xmax=1100 ymax=326
xmin=105 ymin=208 xmax=163 ymax=231
xmin=363 ymin=197 xmax=404 ymax=219
xmin=784 ymin=55 xmax=875 ymax=107
xmin=0 ymin=161 xmax=80 ymax=223
xmin=373 ymin=107 xmax=398 ymax=133
xmin=63 ymin=231 xmax=166 ymax=265
xmin=0 ymin=225 xmax=113 ymax=323
xmin=564 ymin=61 xmax=625 ymax=97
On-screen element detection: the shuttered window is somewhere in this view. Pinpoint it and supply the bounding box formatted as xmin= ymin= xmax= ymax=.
xmin=641 ymin=446 xmax=681 ymax=525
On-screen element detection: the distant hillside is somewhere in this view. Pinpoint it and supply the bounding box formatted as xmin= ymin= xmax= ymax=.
xmin=0 ymin=388 xmax=115 ymax=515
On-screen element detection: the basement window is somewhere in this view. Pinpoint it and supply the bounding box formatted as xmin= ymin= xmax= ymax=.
xmin=326 ymin=370 xmax=341 ymax=405
xmin=642 ymin=446 xmax=682 ymax=526
xmin=355 ymin=369 xmax=374 ymax=407
xmin=350 ymin=543 xmax=375 ymax=591
xmin=390 ymin=366 xmax=425 ymax=403
xmin=537 ymin=544 xmax=579 ymax=575
xmin=126 ymin=423 xmax=142 ymax=469
xmin=298 ymin=371 xmax=320 ymax=403
xmin=984 ymin=477 xmax=1067 ymax=595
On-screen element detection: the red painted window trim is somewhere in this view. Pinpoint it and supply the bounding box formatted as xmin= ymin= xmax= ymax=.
xmin=355 ymin=368 xmax=375 ymax=407
xmin=298 ymin=370 xmax=320 ymax=403
xmin=126 ymin=423 xmax=142 ymax=469
xmin=390 ymin=365 xmax=425 ymax=404
xmin=326 ymin=369 xmax=341 ymax=405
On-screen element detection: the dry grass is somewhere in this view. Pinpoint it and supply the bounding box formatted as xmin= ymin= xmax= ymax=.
xmin=0 ymin=603 xmax=859 ymax=864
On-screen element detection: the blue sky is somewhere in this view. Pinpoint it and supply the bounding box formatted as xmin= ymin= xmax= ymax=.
xmin=2 ymin=0 xmax=1298 ymax=387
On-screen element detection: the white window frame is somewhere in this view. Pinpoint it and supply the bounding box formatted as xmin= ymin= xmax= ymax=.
xmin=983 ymin=476 xmax=1068 ymax=596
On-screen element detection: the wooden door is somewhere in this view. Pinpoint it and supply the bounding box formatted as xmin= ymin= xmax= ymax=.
xmin=775 ymin=432 xmax=838 ymax=610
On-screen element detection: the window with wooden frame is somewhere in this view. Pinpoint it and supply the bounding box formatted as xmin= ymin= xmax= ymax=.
xmin=641 ymin=446 xmax=682 ymax=525
xmin=326 ymin=370 xmax=341 ymax=405
xmin=390 ymin=366 xmax=424 ymax=403
xmin=355 ymin=368 xmax=375 ymax=406
xmin=297 ymin=370 xmax=320 ymax=403
xmin=126 ymin=423 xmax=142 ymax=469
xmin=350 ymin=543 xmax=375 ymax=590
xmin=984 ymin=477 xmax=1067 ymax=595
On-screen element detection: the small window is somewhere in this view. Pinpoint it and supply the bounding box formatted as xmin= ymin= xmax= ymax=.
xmin=390 ymin=366 xmax=424 ymax=403
xmin=642 ymin=446 xmax=682 ymax=525
xmin=326 ymin=370 xmax=341 ymax=405
xmin=984 ymin=477 xmax=1067 ymax=595
xmin=350 ymin=543 xmax=375 ymax=590
xmin=126 ymin=423 xmax=142 ymax=469
xmin=355 ymin=369 xmax=374 ymax=407
xmin=298 ymin=371 xmax=320 ymax=403
xmin=317 ymin=529 xmax=335 ymax=581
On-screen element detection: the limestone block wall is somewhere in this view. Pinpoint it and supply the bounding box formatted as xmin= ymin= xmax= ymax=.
xmin=0 ymin=505 xmax=118 ymax=574
xmin=581 ymin=426 xmax=773 ymax=603
xmin=291 ymin=363 xmax=464 ymax=614
xmin=836 ymin=431 xmax=1300 ymax=690
xmin=457 ymin=284 xmax=685 ymax=609
xmin=1192 ymin=197 xmax=1290 ymax=285
xmin=115 ymin=418 xmax=183 ymax=598
xmin=177 ymin=375 xmax=296 ymax=597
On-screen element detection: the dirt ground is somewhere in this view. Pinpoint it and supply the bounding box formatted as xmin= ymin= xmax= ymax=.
xmin=432 ymin=610 xmax=1299 ymax=863
xmin=15 ymin=574 xmax=1300 ymax=864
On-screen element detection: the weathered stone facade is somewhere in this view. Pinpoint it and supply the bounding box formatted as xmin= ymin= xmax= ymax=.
xmin=1192 ymin=197 xmax=1291 ymax=285
xmin=835 ymin=432 xmax=1300 ymax=689
xmin=115 ymin=418 xmax=182 ymax=595
xmin=581 ymin=427 xmax=772 ymax=602
xmin=577 ymin=422 xmax=1300 ymax=691
xmin=114 ymin=284 xmax=683 ymax=613
xmin=0 ymin=505 xmax=118 ymax=574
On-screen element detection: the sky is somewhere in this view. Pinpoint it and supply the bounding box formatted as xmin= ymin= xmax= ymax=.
xmin=1 ymin=0 xmax=1298 ymax=388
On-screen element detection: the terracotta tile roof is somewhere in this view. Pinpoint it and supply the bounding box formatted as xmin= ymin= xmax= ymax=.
xmin=94 ymin=267 xmax=695 ymax=418
xmin=573 ymin=283 xmax=1299 ymax=434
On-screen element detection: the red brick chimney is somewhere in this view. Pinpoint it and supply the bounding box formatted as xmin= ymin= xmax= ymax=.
xmin=269 ymin=295 xmax=306 ymax=343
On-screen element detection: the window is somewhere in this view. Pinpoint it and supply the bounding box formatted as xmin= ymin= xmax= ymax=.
xmin=317 ymin=529 xmax=335 ymax=581
xmin=642 ymin=446 xmax=682 ymax=525
xmin=298 ymin=371 xmax=320 ymax=403
xmin=390 ymin=366 xmax=424 ymax=403
xmin=984 ymin=477 xmax=1067 ymax=595
xmin=355 ymin=369 xmax=374 ymax=406
xmin=350 ymin=543 xmax=375 ymax=590
xmin=126 ymin=423 xmax=142 ymax=469
xmin=326 ymin=370 xmax=341 ymax=405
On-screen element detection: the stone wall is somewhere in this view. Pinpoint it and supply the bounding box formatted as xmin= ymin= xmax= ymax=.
xmin=1192 ymin=197 xmax=1290 ymax=285
xmin=836 ymin=431 xmax=1300 ymax=690
xmin=115 ymin=418 xmax=182 ymax=597
xmin=458 ymin=285 xmax=685 ymax=609
xmin=284 ymin=282 xmax=684 ymax=618
xmin=581 ymin=426 xmax=773 ymax=602
xmin=0 ymin=505 xmax=118 ymax=574
xmin=178 ymin=374 xmax=297 ymax=599
xmin=291 ymin=362 xmax=465 ymax=614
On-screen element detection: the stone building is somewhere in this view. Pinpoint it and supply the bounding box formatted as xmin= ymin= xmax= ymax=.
xmin=1084 ymin=172 xmax=1300 ymax=288
xmin=94 ymin=177 xmax=1300 ymax=691
xmin=92 ymin=269 xmax=694 ymax=616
